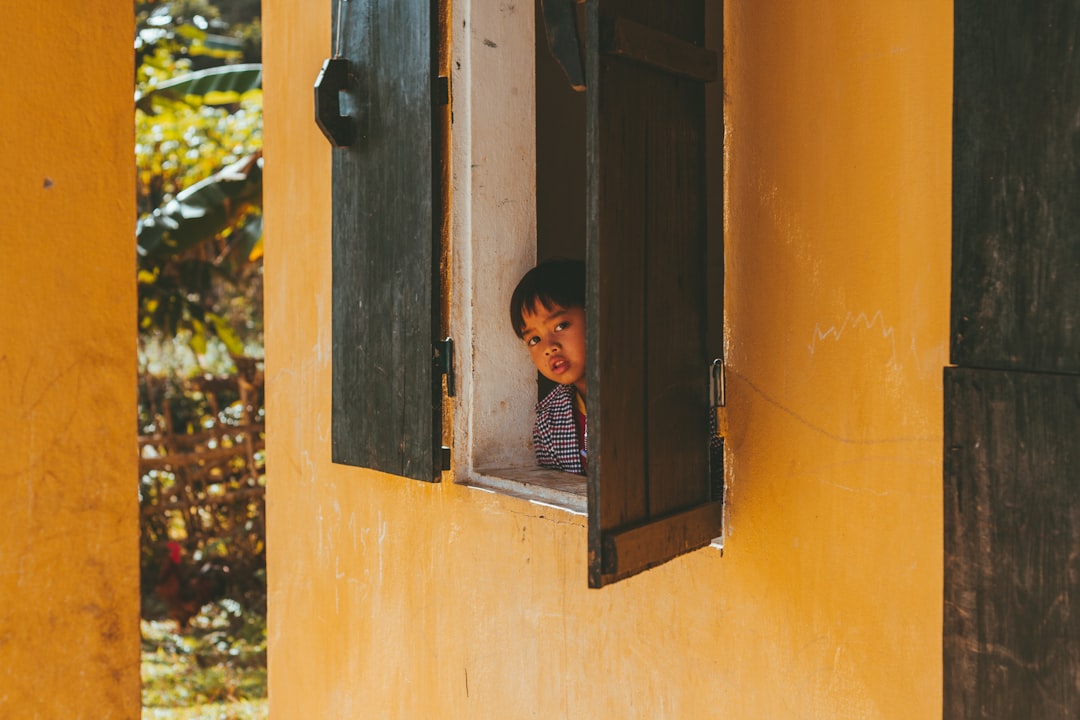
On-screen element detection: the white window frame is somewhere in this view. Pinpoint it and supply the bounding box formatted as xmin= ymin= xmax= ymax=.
xmin=449 ymin=0 xmax=587 ymax=513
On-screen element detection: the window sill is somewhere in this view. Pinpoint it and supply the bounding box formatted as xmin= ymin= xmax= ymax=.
xmin=466 ymin=466 xmax=587 ymax=515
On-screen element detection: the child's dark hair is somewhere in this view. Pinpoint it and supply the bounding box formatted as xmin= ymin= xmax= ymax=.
xmin=509 ymin=258 xmax=586 ymax=338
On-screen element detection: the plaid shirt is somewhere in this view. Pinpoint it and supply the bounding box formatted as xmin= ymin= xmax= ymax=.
xmin=533 ymin=384 xmax=585 ymax=475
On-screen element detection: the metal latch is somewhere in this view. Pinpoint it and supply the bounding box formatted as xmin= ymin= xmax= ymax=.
xmin=314 ymin=57 xmax=354 ymax=147
xmin=434 ymin=337 xmax=455 ymax=397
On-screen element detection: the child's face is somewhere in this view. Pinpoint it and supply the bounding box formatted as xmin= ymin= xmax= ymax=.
xmin=519 ymin=302 xmax=587 ymax=394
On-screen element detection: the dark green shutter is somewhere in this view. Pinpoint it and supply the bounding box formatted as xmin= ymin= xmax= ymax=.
xmin=946 ymin=1 xmax=1080 ymax=713
xmin=584 ymin=0 xmax=723 ymax=587
xmin=329 ymin=0 xmax=445 ymax=481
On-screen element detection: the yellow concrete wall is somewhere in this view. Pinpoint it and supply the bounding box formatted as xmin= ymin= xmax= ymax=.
xmin=265 ymin=1 xmax=951 ymax=717
xmin=0 ymin=2 xmax=140 ymax=718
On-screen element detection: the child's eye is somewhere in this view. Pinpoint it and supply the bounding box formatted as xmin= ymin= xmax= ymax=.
xmin=526 ymin=335 xmax=540 ymax=347
xmin=555 ymin=321 xmax=570 ymax=331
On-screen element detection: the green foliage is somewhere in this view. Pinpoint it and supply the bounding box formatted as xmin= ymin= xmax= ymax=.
xmin=137 ymin=3 xmax=266 ymax=717
xmin=136 ymin=64 xmax=263 ymax=114
xmin=142 ymin=608 xmax=267 ymax=718
xmin=136 ymin=0 xmax=263 ymax=351
xmin=138 ymin=153 xmax=263 ymax=260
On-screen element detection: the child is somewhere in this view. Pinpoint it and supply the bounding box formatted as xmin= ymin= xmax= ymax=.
xmin=509 ymin=259 xmax=588 ymax=475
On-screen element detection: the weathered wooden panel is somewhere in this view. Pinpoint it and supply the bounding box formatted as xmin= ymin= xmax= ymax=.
xmin=600 ymin=16 xmax=716 ymax=82
xmin=951 ymin=1 xmax=1080 ymax=373
xmin=586 ymin=0 xmax=721 ymax=587
xmin=536 ymin=0 xmax=587 ymax=265
xmin=944 ymin=367 xmax=1080 ymax=718
xmin=601 ymin=502 xmax=723 ymax=582
xmin=330 ymin=0 xmax=443 ymax=481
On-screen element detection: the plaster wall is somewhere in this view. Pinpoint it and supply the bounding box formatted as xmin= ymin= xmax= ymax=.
xmin=265 ymin=0 xmax=951 ymax=717
xmin=0 ymin=2 xmax=140 ymax=717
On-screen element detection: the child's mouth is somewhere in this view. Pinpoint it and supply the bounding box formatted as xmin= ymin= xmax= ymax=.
xmin=550 ymin=357 xmax=568 ymax=374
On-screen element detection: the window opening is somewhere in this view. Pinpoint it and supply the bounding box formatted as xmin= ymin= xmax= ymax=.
xmin=446 ymin=0 xmax=726 ymax=585
xmin=326 ymin=0 xmax=724 ymax=583
xmin=451 ymin=0 xmax=590 ymax=511
xmin=535 ymin=0 xmax=587 ymax=406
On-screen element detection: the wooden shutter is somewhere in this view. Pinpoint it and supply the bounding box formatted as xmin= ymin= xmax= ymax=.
xmin=946 ymin=1 xmax=1080 ymax=714
xmin=329 ymin=0 xmax=446 ymax=481
xmin=584 ymin=0 xmax=723 ymax=587
xmin=944 ymin=370 xmax=1080 ymax=717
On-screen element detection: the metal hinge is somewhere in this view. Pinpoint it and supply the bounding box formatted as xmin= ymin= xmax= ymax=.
xmin=437 ymin=76 xmax=450 ymax=106
xmin=434 ymin=338 xmax=454 ymax=475
xmin=708 ymin=359 xmax=726 ymax=502
xmin=434 ymin=337 xmax=455 ymax=397
xmin=709 ymin=358 xmax=726 ymax=411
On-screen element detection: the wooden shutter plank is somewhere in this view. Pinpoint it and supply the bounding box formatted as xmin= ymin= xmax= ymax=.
xmin=601 ymin=501 xmax=722 ymax=581
xmin=592 ymin=61 xmax=649 ymax=528
xmin=644 ymin=58 xmax=709 ymax=517
xmin=946 ymin=3 xmax=1080 ymax=712
xmin=331 ymin=0 xmax=443 ymax=481
xmin=951 ymin=1 xmax=1080 ymax=373
xmin=600 ymin=16 xmax=717 ymax=82
xmin=600 ymin=0 xmax=705 ymax=39
xmin=944 ymin=367 xmax=1080 ymax=718
xmin=586 ymin=0 xmax=719 ymax=587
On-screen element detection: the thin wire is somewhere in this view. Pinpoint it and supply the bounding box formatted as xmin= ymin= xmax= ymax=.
xmin=333 ymin=0 xmax=348 ymax=58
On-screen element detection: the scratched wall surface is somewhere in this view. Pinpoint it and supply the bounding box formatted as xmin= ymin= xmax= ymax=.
xmin=0 ymin=2 xmax=140 ymax=718
xmin=264 ymin=0 xmax=951 ymax=717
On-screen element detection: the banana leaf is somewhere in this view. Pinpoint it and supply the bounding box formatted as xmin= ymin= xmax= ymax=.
xmin=136 ymin=63 xmax=262 ymax=113
xmin=138 ymin=153 xmax=262 ymax=260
